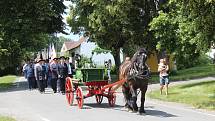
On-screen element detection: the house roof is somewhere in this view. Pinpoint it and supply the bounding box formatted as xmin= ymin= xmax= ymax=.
xmin=63 ymin=36 xmax=87 ymax=52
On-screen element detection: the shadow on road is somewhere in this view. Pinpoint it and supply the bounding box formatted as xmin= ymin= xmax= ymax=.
xmin=85 ymin=103 xmax=177 ymax=118
xmin=146 ymin=109 xmax=177 ymax=117
xmin=0 ymin=80 xmax=28 ymax=93
xmin=84 ymin=103 xmax=124 ymax=109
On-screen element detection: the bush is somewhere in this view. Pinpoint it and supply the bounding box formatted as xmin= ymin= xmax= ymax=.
xmin=176 ymin=53 xmax=211 ymax=70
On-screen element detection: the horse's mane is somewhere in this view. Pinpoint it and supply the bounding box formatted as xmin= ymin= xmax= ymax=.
xmin=119 ymin=60 xmax=131 ymax=81
xmin=119 ymin=48 xmax=148 ymax=81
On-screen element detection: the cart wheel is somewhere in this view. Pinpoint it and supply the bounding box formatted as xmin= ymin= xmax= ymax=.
xmin=65 ymin=77 xmax=74 ymax=106
xmin=76 ymin=87 xmax=84 ymax=109
xmin=95 ymin=95 xmax=103 ymax=104
xmin=108 ymin=88 xmax=116 ymax=107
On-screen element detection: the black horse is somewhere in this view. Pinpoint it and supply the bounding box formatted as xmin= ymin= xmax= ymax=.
xmin=120 ymin=48 xmax=150 ymax=114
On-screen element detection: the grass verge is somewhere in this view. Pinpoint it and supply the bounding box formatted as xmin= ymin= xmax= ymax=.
xmin=148 ymin=80 xmax=215 ymax=110
xmin=0 ymin=75 xmax=17 ymax=90
xmin=0 ymin=116 xmax=16 ymax=121
xmin=150 ymin=64 xmax=215 ymax=83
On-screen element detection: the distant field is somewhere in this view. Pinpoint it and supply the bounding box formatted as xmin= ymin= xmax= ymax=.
xmin=148 ymin=80 xmax=215 ymax=110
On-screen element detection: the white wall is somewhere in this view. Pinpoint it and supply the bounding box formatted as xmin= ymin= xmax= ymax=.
xmin=80 ymin=41 xmax=115 ymax=66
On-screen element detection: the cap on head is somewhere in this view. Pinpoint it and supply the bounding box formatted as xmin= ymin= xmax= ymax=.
xmin=37 ymin=59 xmax=45 ymax=63
xmin=60 ymin=56 xmax=66 ymax=60
xmin=53 ymin=58 xmax=58 ymax=61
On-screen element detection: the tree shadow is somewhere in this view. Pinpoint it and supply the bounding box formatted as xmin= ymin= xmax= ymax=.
xmin=179 ymin=80 xmax=215 ymax=89
xmin=0 ymin=81 xmax=28 ymax=93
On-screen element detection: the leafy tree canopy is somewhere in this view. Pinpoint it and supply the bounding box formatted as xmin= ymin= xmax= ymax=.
xmin=150 ymin=0 xmax=215 ymax=69
xmin=67 ymin=0 xmax=159 ymax=70
xmin=0 ymin=0 xmax=66 ymax=74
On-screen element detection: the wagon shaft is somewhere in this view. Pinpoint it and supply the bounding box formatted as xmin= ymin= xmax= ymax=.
xmin=102 ymin=79 xmax=126 ymax=92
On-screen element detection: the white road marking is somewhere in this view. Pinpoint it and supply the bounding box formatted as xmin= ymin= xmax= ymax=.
xmin=149 ymin=100 xmax=215 ymax=117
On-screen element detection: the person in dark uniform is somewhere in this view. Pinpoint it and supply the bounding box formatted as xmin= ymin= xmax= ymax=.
xmin=50 ymin=58 xmax=59 ymax=93
xmin=65 ymin=57 xmax=75 ymax=78
xmin=58 ymin=56 xmax=68 ymax=94
xmin=42 ymin=59 xmax=49 ymax=88
xmin=26 ymin=61 xmax=35 ymax=90
xmin=45 ymin=59 xmax=52 ymax=87
xmin=34 ymin=59 xmax=46 ymax=93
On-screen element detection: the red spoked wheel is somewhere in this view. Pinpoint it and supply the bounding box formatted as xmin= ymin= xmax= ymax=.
xmin=76 ymin=87 xmax=84 ymax=109
xmin=95 ymin=94 xmax=103 ymax=104
xmin=65 ymin=77 xmax=74 ymax=106
xmin=108 ymin=87 xmax=116 ymax=107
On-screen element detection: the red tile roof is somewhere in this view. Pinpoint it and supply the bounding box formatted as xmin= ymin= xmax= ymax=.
xmin=63 ymin=36 xmax=86 ymax=51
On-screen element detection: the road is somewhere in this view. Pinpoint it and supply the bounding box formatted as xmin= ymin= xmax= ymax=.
xmin=0 ymin=77 xmax=215 ymax=121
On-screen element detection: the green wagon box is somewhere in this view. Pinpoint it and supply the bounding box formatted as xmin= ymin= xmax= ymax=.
xmin=74 ymin=68 xmax=106 ymax=82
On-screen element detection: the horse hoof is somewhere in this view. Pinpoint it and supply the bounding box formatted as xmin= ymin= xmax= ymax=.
xmin=128 ymin=109 xmax=133 ymax=113
xmin=138 ymin=112 xmax=146 ymax=115
xmin=132 ymin=110 xmax=138 ymax=113
xmin=139 ymin=109 xmax=146 ymax=114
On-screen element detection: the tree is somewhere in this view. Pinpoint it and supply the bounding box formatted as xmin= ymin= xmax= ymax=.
xmin=0 ymin=0 xmax=66 ymax=74
xmin=67 ymin=0 xmax=159 ymax=70
xmin=150 ymin=0 xmax=215 ymax=69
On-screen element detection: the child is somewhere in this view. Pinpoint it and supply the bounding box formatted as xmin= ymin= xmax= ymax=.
xmin=158 ymin=58 xmax=169 ymax=95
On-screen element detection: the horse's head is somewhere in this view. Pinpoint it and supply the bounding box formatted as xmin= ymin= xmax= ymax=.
xmin=135 ymin=48 xmax=148 ymax=66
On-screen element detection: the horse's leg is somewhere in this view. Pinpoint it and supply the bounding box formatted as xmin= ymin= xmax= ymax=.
xmin=129 ymin=85 xmax=138 ymax=112
xmin=139 ymin=85 xmax=148 ymax=114
xmin=122 ymin=84 xmax=129 ymax=106
xmin=122 ymin=84 xmax=131 ymax=109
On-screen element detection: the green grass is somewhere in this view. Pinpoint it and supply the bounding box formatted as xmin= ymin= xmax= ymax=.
xmin=150 ymin=64 xmax=215 ymax=83
xmin=0 ymin=75 xmax=17 ymax=90
xmin=0 ymin=116 xmax=16 ymax=121
xmin=148 ymin=80 xmax=215 ymax=110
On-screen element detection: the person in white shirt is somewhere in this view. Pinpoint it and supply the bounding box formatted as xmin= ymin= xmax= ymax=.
xmin=158 ymin=58 xmax=169 ymax=95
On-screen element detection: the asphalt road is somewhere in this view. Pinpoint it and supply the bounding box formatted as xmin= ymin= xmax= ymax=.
xmin=0 ymin=77 xmax=215 ymax=121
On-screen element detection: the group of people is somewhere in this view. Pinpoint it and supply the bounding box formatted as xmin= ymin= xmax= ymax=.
xmin=23 ymin=56 xmax=75 ymax=94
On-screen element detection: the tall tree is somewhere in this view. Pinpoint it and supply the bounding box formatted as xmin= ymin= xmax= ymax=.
xmin=150 ymin=0 xmax=215 ymax=69
xmin=0 ymin=0 xmax=66 ymax=74
xmin=67 ymin=0 xmax=159 ymax=70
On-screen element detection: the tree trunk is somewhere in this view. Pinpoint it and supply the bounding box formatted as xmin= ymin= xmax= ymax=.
xmin=112 ymin=48 xmax=121 ymax=74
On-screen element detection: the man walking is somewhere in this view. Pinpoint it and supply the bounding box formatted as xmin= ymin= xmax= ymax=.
xmin=65 ymin=57 xmax=75 ymax=78
xmin=50 ymin=58 xmax=59 ymax=93
xmin=58 ymin=56 xmax=68 ymax=94
xmin=34 ymin=59 xmax=46 ymax=93
xmin=26 ymin=60 xmax=35 ymax=90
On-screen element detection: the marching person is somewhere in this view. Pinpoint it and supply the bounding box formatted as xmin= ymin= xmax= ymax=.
xmin=65 ymin=57 xmax=75 ymax=78
xmin=26 ymin=60 xmax=35 ymax=90
xmin=22 ymin=60 xmax=30 ymax=79
xmin=158 ymin=58 xmax=169 ymax=95
xmin=50 ymin=58 xmax=59 ymax=93
xmin=34 ymin=59 xmax=46 ymax=93
xmin=58 ymin=56 xmax=68 ymax=94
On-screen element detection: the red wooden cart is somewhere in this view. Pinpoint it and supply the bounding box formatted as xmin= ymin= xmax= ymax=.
xmin=65 ymin=68 xmax=125 ymax=109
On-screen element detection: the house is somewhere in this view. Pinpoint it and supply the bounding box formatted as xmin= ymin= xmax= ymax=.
xmin=60 ymin=36 xmax=115 ymax=67
xmin=146 ymin=52 xmax=175 ymax=73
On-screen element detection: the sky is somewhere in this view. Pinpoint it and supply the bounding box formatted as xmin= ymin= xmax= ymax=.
xmin=57 ymin=1 xmax=79 ymax=40
xmin=57 ymin=1 xmax=116 ymax=65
